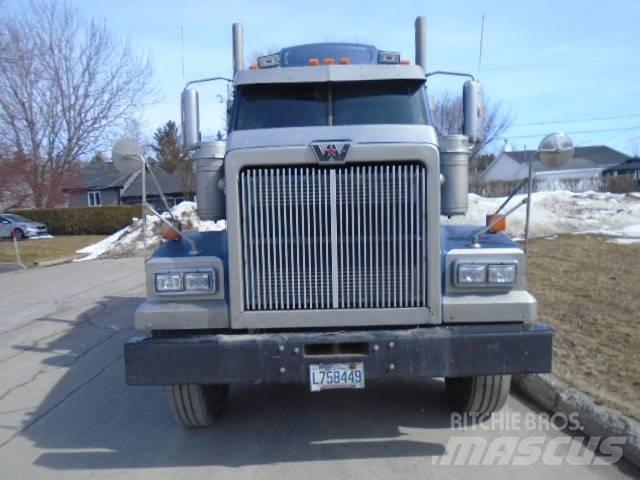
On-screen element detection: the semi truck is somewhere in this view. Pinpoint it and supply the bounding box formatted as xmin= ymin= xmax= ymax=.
xmin=122 ymin=17 xmax=564 ymax=428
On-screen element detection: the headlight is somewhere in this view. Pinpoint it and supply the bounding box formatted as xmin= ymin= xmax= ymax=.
xmin=184 ymin=272 xmax=215 ymax=292
xmin=457 ymin=264 xmax=487 ymax=284
xmin=455 ymin=262 xmax=517 ymax=287
xmin=155 ymin=273 xmax=183 ymax=292
xmin=154 ymin=270 xmax=216 ymax=294
xmin=487 ymin=264 xmax=517 ymax=284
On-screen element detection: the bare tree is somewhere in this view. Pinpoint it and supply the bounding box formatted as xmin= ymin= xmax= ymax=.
xmin=0 ymin=0 xmax=153 ymax=207
xmin=430 ymin=92 xmax=513 ymax=179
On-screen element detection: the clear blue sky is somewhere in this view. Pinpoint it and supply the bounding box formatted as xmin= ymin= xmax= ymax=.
xmin=6 ymin=0 xmax=640 ymax=155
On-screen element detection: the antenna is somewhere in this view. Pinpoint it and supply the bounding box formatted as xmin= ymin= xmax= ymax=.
xmin=180 ymin=26 xmax=185 ymax=79
xmin=477 ymin=14 xmax=485 ymax=78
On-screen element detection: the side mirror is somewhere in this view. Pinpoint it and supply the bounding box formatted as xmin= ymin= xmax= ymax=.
xmin=112 ymin=138 xmax=145 ymax=174
xmin=462 ymin=80 xmax=484 ymax=144
xmin=538 ymin=133 xmax=574 ymax=168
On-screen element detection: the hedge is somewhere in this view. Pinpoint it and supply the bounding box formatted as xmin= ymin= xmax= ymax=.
xmin=9 ymin=205 xmax=142 ymax=235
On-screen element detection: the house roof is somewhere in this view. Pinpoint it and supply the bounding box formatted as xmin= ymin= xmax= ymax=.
xmin=64 ymin=162 xmax=133 ymax=191
xmin=122 ymin=168 xmax=192 ymax=197
xmin=603 ymin=157 xmax=640 ymax=173
xmin=499 ymin=145 xmax=628 ymax=173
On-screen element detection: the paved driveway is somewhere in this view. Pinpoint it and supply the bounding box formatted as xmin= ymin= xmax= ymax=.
xmin=0 ymin=259 xmax=636 ymax=479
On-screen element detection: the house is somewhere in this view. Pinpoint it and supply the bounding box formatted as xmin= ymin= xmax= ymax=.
xmin=602 ymin=158 xmax=640 ymax=181
xmin=64 ymin=162 xmax=138 ymax=207
xmin=64 ymin=162 xmax=194 ymax=210
xmin=480 ymin=145 xmax=628 ymax=183
xmin=121 ymin=168 xmax=194 ymax=211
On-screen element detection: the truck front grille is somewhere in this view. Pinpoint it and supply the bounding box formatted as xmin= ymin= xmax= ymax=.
xmin=239 ymin=163 xmax=427 ymax=311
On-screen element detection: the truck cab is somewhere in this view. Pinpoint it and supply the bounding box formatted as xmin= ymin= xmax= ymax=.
xmin=124 ymin=17 xmax=553 ymax=428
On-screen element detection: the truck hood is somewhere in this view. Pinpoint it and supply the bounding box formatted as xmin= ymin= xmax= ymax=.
xmin=225 ymin=124 xmax=438 ymax=153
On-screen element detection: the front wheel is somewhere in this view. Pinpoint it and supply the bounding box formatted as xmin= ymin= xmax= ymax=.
xmin=166 ymin=384 xmax=229 ymax=427
xmin=445 ymin=375 xmax=511 ymax=417
xmin=12 ymin=228 xmax=25 ymax=240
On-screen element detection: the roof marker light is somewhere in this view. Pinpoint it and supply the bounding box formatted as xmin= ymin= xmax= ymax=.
xmin=249 ymin=64 xmax=259 ymax=70
xmin=323 ymin=58 xmax=336 ymax=65
xmin=257 ymin=54 xmax=280 ymax=68
xmin=309 ymin=58 xmax=319 ymax=66
xmin=340 ymin=57 xmax=350 ymax=65
xmin=400 ymin=59 xmax=411 ymax=65
xmin=378 ymin=51 xmax=401 ymax=64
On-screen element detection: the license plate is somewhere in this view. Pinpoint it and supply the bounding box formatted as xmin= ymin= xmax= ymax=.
xmin=309 ymin=363 xmax=365 ymax=391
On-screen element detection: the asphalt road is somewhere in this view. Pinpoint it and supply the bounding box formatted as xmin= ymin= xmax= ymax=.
xmin=0 ymin=262 xmax=22 ymax=274
xmin=0 ymin=258 xmax=636 ymax=479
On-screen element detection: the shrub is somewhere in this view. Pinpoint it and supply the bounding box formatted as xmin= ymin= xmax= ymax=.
xmin=8 ymin=205 xmax=141 ymax=235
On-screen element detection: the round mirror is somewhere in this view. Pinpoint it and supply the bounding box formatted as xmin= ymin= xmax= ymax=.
xmin=538 ymin=133 xmax=574 ymax=168
xmin=112 ymin=138 xmax=145 ymax=174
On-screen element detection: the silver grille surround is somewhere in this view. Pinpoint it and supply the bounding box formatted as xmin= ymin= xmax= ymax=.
xmin=239 ymin=163 xmax=427 ymax=311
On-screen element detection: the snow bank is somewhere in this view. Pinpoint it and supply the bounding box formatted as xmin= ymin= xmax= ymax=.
xmin=76 ymin=191 xmax=640 ymax=261
xmin=75 ymin=202 xmax=225 ymax=261
xmin=444 ymin=191 xmax=640 ymax=244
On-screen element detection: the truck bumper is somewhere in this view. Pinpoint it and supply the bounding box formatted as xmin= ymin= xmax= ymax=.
xmin=124 ymin=323 xmax=552 ymax=385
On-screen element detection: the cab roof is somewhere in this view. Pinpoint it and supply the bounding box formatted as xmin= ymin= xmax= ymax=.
xmin=234 ymin=64 xmax=426 ymax=86
xmin=233 ymin=42 xmax=426 ymax=86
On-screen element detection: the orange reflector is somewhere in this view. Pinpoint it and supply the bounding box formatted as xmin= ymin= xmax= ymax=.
xmin=162 ymin=226 xmax=182 ymax=241
xmin=249 ymin=64 xmax=259 ymax=70
xmin=340 ymin=57 xmax=350 ymax=65
xmin=309 ymin=58 xmax=319 ymax=66
xmin=486 ymin=214 xmax=507 ymax=233
xmin=400 ymin=59 xmax=411 ymax=65
xmin=323 ymin=58 xmax=336 ymax=65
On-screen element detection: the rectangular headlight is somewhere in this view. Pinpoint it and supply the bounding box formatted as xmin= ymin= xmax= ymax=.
xmin=457 ymin=264 xmax=486 ymax=284
xmin=184 ymin=272 xmax=215 ymax=292
xmin=257 ymin=54 xmax=280 ymax=68
xmin=155 ymin=273 xmax=183 ymax=292
xmin=488 ymin=264 xmax=517 ymax=284
xmin=378 ymin=51 xmax=401 ymax=64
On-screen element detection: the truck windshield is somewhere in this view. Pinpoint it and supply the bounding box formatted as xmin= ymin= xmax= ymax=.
xmin=233 ymin=80 xmax=427 ymax=130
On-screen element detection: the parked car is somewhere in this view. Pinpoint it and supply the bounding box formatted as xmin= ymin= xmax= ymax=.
xmin=0 ymin=214 xmax=48 ymax=239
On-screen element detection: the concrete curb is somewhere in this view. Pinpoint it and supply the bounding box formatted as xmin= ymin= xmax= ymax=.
xmin=35 ymin=256 xmax=77 ymax=267
xmin=513 ymin=373 xmax=640 ymax=469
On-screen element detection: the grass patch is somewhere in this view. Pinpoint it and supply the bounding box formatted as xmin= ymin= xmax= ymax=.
xmin=0 ymin=235 xmax=105 ymax=267
xmin=527 ymin=235 xmax=640 ymax=420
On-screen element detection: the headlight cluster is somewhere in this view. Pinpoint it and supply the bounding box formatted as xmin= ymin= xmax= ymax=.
xmin=155 ymin=271 xmax=216 ymax=294
xmin=456 ymin=262 xmax=517 ymax=286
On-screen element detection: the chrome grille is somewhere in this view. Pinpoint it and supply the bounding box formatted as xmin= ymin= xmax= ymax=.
xmin=240 ymin=164 xmax=427 ymax=311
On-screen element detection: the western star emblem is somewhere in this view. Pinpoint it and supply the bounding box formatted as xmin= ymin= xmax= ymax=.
xmin=311 ymin=141 xmax=351 ymax=162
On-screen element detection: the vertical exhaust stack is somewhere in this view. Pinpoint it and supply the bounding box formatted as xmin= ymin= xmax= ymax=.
xmin=415 ymin=16 xmax=427 ymax=72
xmin=181 ymin=87 xmax=200 ymax=151
xmin=462 ymin=80 xmax=484 ymax=145
xmin=232 ymin=23 xmax=244 ymax=74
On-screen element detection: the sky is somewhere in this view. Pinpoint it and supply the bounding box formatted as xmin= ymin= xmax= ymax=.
xmin=6 ymin=0 xmax=640 ymax=156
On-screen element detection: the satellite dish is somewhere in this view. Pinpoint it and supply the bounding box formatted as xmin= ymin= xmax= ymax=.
xmin=538 ymin=133 xmax=574 ymax=168
xmin=112 ymin=138 xmax=144 ymax=174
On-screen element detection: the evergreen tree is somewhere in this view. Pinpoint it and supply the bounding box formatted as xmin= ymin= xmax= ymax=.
xmin=152 ymin=121 xmax=182 ymax=173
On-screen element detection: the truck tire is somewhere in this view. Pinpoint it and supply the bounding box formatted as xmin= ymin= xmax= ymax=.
xmin=445 ymin=375 xmax=511 ymax=417
xmin=166 ymin=384 xmax=229 ymax=427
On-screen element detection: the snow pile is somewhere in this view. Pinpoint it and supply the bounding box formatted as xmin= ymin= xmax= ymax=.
xmin=75 ymin=202 xmax=225 ymax=261
xmin=76 ymin=191 xmax=640 ymax=261
xmin=444 ymin=191 xmax=640 ymax=244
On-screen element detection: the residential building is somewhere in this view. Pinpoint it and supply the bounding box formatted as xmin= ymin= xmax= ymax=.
xmin=63 ymin=162 xmax=194 ymax=209
xmin=480 ymin=145 xmax=628 ymax=183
